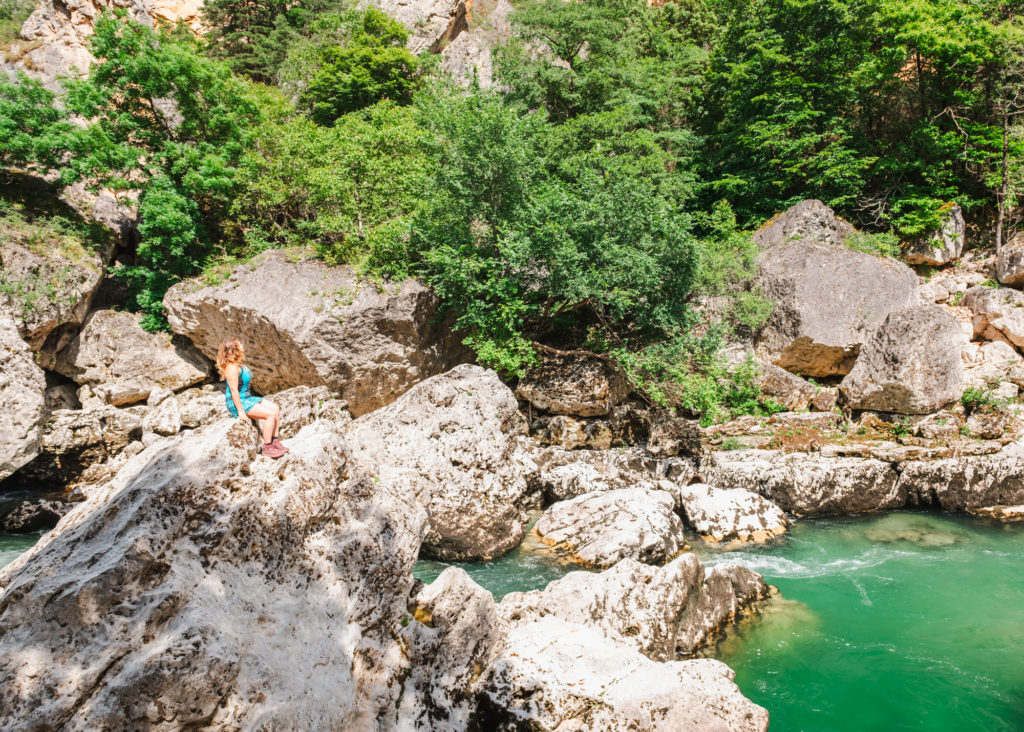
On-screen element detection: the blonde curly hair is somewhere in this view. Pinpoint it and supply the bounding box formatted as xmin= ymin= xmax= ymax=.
xmin=215 ymin=339 xmax=244 ymax=378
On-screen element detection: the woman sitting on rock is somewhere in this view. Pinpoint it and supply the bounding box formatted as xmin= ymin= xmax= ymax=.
xmin=217 ymin=338 xmax=288 ymax=459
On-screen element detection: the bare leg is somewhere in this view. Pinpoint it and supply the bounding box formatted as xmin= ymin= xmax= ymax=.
xmin=246 ymin=402 xmax=280 ymax=444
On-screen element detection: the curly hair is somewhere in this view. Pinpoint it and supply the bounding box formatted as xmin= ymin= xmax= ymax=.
xmin=216 ymin=339 xmax=244 ymax=378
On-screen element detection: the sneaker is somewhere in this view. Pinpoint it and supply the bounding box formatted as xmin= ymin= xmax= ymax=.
xmin=272 ymin=437 xmax=290 ymax=453
xmin=262 ymin=443 xmax=286 ymax=459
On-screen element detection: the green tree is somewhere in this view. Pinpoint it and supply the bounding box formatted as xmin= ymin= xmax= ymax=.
xmin=0 ymin=73 xmax=71 ymax=172
xmin=299 ymin=8 xmax=419 ymax=125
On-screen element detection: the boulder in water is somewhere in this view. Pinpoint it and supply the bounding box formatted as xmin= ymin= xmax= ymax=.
xmin=678 ymin=483 xmax=789 ymax=543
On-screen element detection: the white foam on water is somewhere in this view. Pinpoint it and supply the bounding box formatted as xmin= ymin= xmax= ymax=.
xmin=702 ymin=546 xmax=919 ymax=580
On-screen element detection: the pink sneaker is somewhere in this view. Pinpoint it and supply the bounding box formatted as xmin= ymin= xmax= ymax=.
xmin=262 ymin=442 xmax=286 ymax=459
xmin=272 ymin=437 xmax=289 ymax=453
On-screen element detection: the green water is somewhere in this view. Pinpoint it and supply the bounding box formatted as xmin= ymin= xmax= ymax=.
xmin=0 ymin=531 xmax=42 ymax=570
xmin=415 ymin=512 xmax=1024 ymax=732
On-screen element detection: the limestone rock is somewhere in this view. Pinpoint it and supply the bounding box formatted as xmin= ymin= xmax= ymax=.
xmin=962 ymin=284 xmax=1024 ymax=349
xmin=54 ymin=309 xmax=210 ymax=406
xmin=17 ymin=0 xmax=203 ymax=87
xmin=0 ymin=499 xmax=70 ymax=533
xmin=142 ymin=391 xmax=182 ymax=436
xmin=164 ymin=250 xmax=468 ymax=417
xmin=530 ymin=402 xmax=654 ymax=449
xmin=964 ymin=407 xmax=1009 ymax=439
xmin=966 ymin=504 xmax=1024 ymax=522
xmin=963 ymin=340 xmax=1021 ymax=388
xmin=530 ymin=445 xmax=659 ymax=502
xmin=705 ymin=449 xmax=903 ymax=516
xmin=839 ymin=305 xmax=964 ymax=414
xmin=0 ymin=320 xmax=47 ymax=482
xmin=898 ymin=442 xmax=1024 ymax=510
xmin=345 ymin=364 xmax=535 ymax=561
xmin=755 ymin=361 xmax=817 ymax=411
xmin=0 ymin=240 xmax=104 ymax=354
xmin=533 ymin=487 xmax=686 ymax=568
xmin=811 ymin=387 xmax=839 ymax=412
xmin=997 ymin=231 xmax=1024 ymax=287
xmin=270 ymin=384 xmax=351 ymax=437
xmin=0 ymin=419 xmax=429 ymax=729
xmin=439 ymin=0 xmax=512 ymax=86
xmin=499 ymin=554 xmax=768 ymax=660
xmin=648 ymin=417 xmax=702 ymax=457
xmin=904 ymin=204 xmax=965 ymax=266
xmin=752 ymin=199 xmax=855 ymax=250
xmin=516 ymin=352 xmax=629 ymax=417
xmin=756 ymin=242 xmax=919 ymax=377
xmin=677 ymin=483 xmax=788 ymax=543
xmin=477 ymin=617 xmax=768 ymax=732
xmin=176 ymin=386 xmax=227 ymax=429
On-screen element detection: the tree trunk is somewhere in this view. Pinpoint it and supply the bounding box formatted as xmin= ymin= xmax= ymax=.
xmin=997 ymin=109 xmax=1009 ymax=256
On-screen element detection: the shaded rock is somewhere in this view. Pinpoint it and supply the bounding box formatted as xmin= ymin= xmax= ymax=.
xmin=530 ymin=445 xmax=659 ymax=502
xmin=677 ymin=483 xmax=788 ymax=543
xmin=164 ymin=250 xmax=468 ymax=417
xmin=996 ymin=231 xmax=1024 ymax=287
xmin=499 ymin=554 xmax=769 ymax=660
xmin=533 ymin=487 xmax=685 ymax=568
xmin=755 ymin=361 xmax=817 ymax=411
xmin=648 ymin=417 xmax=702 ymax=457
xmin=840 ymin=305 xmax=964 ymax=414
xmin=913 ymin=410 xmax=963 ymax=440
xmin=54 ymin=309 xmax=210 ymax=406
xmin=476 ymin=617 xmax=768 ymax=732
xmin=962 ymin=284 xmax=1024 ymax=348
xmin=904 ymin=204 xmax=965 ymax=266
xmin=0 ymin=240 xmax=104 ymax=354
xmin=142 ymin=392 xmax=181 ymax=436
xmin=898 ymin=441 xmax=1024 ymax=510
xmin=811 ymin=387 xmax=839 ymax=412
xmin=752 ymin=199 xmax=855 ymax=250
xmin=0 ymin=320 xmax=47 ymax=482
xmin=964 ymin=407 xmax=1009 ymax=439
xmin=345 ymin=364 xmax=534 ymax=561
xmin=705 ymin=450 xmax=903 ymax=516
xmin=0 ymin=419 xmax=429 ymax=729
xmin=530 ymin=402 xmax=654 ymax=449
xmin=0 ymin=499 xmax=70 ymax=532
xmin=756 ymin=242 xmax=919 ymax=377
xmin=271 ymin=384 xmax=351 ymax=437
xmin=43 ymin=381 xmax=80 ymax=413
xmin=176 ymin=386 xmax=226 ymax=429
xmin=516 ymin=352 xmax=629 ymax=417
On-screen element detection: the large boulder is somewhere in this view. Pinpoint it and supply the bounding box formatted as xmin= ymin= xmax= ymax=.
xmin=996 ymin=231 xmax=1024 ymax=287
xmin=0 ymin=239 xmax=104 ymax=355
xmin=533 ymin=487 xmax=686 ymax=568
xmin=752 ymin=199 xmax=855 ymax=249
xmin=345 ymin=364 xmax=535 ymax=561
xmin=163 ymin=250 xmax=469 ymax=417
xmin=705 ymin=449 xmax=903 ymax=516
xmin=530 ymin=445 xmax=660 ymax=502
xmin=677 ymin=483 xmax=789 ymax=543
xmin=516 ymin=352 xmax=629 ymax=417
xmin=499 ymin=554 xmax=769 ymax=660
xmin=54 ymin=309 xmax=210 ymax=406
xmin=903 ymin=204 xmax=965 ymax=266
xmin=897 ymin=441 xmax=1024 ymax=510
xmin=962 ymin=284 xmax=1024 ymax=349
xmin=754 ymin=360 xmax=818 ymax=411
xmin=839 ymin=305 xmax=964 ymax=414
xmin=756 ymin=242 xmax=919 ymax=377
xmin=0 ymin=419 xmax=430 ymax=728
xmin=0 ymin=320 xmax=47 ymax=482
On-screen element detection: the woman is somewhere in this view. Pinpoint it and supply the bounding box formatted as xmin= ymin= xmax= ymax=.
xmin=216 ymin=339 xmax=288 ymax=459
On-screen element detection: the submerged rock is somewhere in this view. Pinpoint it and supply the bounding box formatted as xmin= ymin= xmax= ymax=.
xmin=0 ymin=320 xmax=47 ymax=482
xmin=533 ymin=487 xmax=686 ymax=568
xmin=0 ymin=418 xmax=430 ymax=729
xmin=346 ymin=364 xmax=535 ymax=561
xmin=164 ymin=250 xmax=468 ymax=417
xmin=677 ymin=483 xmax=789 ymax=543
xmin=755 ymin=241 xmax=919 ymax=377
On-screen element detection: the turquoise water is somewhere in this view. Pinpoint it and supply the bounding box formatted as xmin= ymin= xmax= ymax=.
xmin=5 ymin=512 xmax=1023 ymax=730
xmin=416 ymin=512 xmax=1024 ymax=732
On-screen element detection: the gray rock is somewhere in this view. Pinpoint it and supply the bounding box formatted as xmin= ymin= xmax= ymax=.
xmin=54 ymin=309 xmax=210 ymax=406
xmin=705 ymin=449 xmax=903 ymax=516
xmin=648 ymin=417 xmax=702 ymax=457
xmin=997 ymin=231 xmax=1024 ymax=287
xmin=0 ymin=320 xmax=47 ymax=482
xmin=164 ymin=250 xmax=468 ymax=417
xmin=839 ymin=305 xmax=964 ymax=414
xmin=516 ymin=352 xmax=629 ymax=417
xmin=756 ymin=242 xmax=919 ymax=377
xmin=438 ymin=0 xmax=512 ymax=86
xmin=142 ymin=392 xmax=182 ymax=436
xmin=962 ymin=284 xmax=1024 ymax=349
xmin=499 ymin=554 xmax=768 ymax=660
xmin=677 ymin=483 xmax=788 ymax=543
xmin=0 ymin=499 xmax=70 ymax=532
xmin=533 ymin=487 xmax=686 ymax=568
xmin=346 ymin=364 xmax=535 ymax=561
xmin=530 ymin=445 xmax=659 ymax=502
xmin=754 ymin=360 xmax=818 ymax=411
xmin=477 ymin=617 xmax=768 ymax=731
xmin=898 ymin=442 xmax=1024 ymax=510
xmin=904 ymin=204 xmax=965 ymax=266
xmin=0 ymin=240 xmax=104 ymax=354
xmin=0 ymin=419 xmax=429 ymax=729
xmin=752 ymin=199 xmax=855 ymax=250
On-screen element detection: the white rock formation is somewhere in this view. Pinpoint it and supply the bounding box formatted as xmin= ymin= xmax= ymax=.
xmin=678 ymin=483 xmax=789 ymax=543
xmin=0 ymin=320 xmax=47 ymax=481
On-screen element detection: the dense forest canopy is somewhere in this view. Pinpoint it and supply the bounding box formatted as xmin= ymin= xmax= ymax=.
xmin=2 ymin=0 xmax=1024 ymax=421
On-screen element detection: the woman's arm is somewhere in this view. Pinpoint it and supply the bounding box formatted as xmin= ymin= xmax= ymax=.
xmin=225 ymin=364 xmax=247 ymax=419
